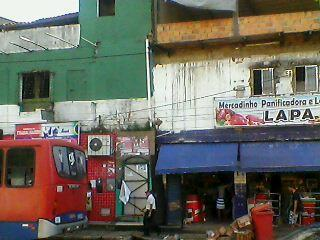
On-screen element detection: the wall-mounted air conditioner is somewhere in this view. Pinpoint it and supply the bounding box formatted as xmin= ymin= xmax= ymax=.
xmin=87 ymin=135 xmax=112 ymax=156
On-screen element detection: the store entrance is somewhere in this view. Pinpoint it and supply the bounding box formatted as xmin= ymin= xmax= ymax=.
xmin=247 ymin=172 xmax=320 ymax=225
xmin=182 ymin=172 xmax=234 ymax=224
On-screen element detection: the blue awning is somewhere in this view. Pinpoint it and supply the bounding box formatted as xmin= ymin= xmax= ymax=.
xmin=240 ymin=141 xmax=320 ymax=172
xmin=156 ymin=143 xmax=238 ymax=175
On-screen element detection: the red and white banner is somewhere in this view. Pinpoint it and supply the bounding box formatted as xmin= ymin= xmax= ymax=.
xmin=15 ymin=122 xmax=79 ymax=144
xmin=15 ymin=123 xmax=42 ymax=139
xmin=214 ymin=94 xmax=320 ymax=127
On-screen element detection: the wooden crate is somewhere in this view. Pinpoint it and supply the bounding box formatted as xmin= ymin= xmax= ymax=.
xmin=236 ymin=230 xmax=254 ymax=240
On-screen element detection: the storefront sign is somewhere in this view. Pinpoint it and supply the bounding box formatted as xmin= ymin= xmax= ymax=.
xmin=16 ymin=124 xmax=42 ymax=139
xmin=234 ymin=172 xmax=246 ymax=184
xmin=15 ymin=122 xmax=79 ymax=144
xmin=214 ymin=94 xmax=320 ymax=127
xmin=42 ymin=122 xmax=79 ymax=144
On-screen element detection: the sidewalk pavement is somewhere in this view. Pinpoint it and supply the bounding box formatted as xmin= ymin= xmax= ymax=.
xmin=277 ymin=223 xmax=320 ymax=240
xmin=49 ymin=225 xmax=206 ymax=240
xmin=50 ymin=231 xmax=206 ymax=240
xmin=50 ymin=223 xmax=320 ymax=240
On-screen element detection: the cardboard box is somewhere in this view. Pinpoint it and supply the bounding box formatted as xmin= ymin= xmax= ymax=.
xmin=236 ymin=215 xmax=251 ymax=229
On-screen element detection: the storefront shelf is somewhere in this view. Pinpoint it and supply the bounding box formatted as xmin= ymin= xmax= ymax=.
xmin=302 ymin=214 xmax=320 ymax=217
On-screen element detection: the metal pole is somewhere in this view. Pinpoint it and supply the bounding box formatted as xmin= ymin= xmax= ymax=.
xmin=233 ymin=0 xmax=240 ymax=37
xmin=45 ymin=33 xmax=78 ymax=47
xmin=81 ymin=37 xmax=97 ymax=47
xmin=145 ymin=38 xmax=153 ymax=128
xmin=9 ymin=42 xmax=32 ymax=52
xmin=19 ymin=36 xmax=48 ymax=50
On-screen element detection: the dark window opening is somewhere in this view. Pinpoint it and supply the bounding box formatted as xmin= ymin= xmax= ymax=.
xmin=253 ymin=70 xmax=262 ymax=95
xmin=22 ymin=71 xmax=50 ymax=100
xmin=22 ymin=74 xmax=35 ymax=99
xmin=296 ymin=66 xmax=318 ymax=93
xmin=6 ymin=148 xmax=35 ymax=187
xmin=53 ymin=146 xmax=86 ymax=180
xmin=252 ymin=68 xmax=274 ymax=95
xmin=99 ymin=0 xmax=115 ymax=16
xmin=0 ymin=150 xmax=3 ymax=185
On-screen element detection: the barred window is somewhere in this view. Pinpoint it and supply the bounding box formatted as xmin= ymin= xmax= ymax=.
xmin=22 ymin=71 xmax=50 ymax=100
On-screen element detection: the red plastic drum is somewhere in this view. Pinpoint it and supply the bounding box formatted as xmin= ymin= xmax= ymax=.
xmin=186 ymin=195 xmax=203 ymax=223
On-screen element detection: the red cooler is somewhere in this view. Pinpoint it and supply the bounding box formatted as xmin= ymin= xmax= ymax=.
xmin=302 ymin=200 xmax=316 ymax=225
xmin=251 ymin=204 xmax=274 ymax=240
xmin=186 ymin=195 xmax=203 ymax=223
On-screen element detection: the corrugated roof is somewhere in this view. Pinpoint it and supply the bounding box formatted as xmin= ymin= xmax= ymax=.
xmin=0 ymin=12 xmax=79 ymax=31
xmin=0 ymin=17 xmax=16 ymax=25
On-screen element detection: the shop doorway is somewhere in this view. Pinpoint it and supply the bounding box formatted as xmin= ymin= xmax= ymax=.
xmin=122 ymin=156 xmax=149 ymax=217
xmin=181 ymin=173 xmax=234 ymax=224
xmin=246 ymin=172 xmax=320 ymax=225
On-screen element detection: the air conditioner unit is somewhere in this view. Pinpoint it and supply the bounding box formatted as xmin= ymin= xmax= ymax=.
xmin=87 ymin=135 xmax=112 ymax=156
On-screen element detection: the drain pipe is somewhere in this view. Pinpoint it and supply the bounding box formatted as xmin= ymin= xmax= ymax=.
xmin=145 ymin=38 xmax=153 ymax=128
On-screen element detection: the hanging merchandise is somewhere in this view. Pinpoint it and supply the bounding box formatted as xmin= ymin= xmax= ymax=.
xmin=166 ymin=0 xmax=236 ymax=11
xmin=119 ymin=180 xmax=131 ymax=205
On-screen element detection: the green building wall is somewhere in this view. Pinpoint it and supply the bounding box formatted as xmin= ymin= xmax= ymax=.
xmin=0 ymin=0 xmax=152 ymax=105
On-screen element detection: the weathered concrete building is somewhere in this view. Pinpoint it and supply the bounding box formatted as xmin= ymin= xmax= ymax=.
xmin=0 ymin=0 xmax=154 ymax=224
xmin=153 ymin=0 xmax=320 ymax=132
xmin=0 ymin=0 xmax=152 ymax=135
xmin=153 ymin=0 xmax=320 ymax=226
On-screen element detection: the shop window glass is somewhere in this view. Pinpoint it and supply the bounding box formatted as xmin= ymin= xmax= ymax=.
xmin=53 ymin=147 xmax=86 ymax=180
xmin=75 ymin=150 xmax=86 ymax=178
xmin=68 ymin=149 xmax=77 ymax=177
xmin=99 ymin=0 xmax=115 ymax=16
xmin=53 ymin=146 xmax=70 ymax=177
xmin=295 ymin=65 xmax=318 ymax=93
xmin=6 ymin=148 xmax=35 ymax=187
xmin=252 ymin=68 xmax=274 ymax=95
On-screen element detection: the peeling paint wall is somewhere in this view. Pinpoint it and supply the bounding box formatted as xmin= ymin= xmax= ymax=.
xmin=0 ymin=25 xmax=80 ymax=53
xmin=153 ymin=50 xmax=320 ymax=132
xmin=0 ymin=0 xmax=153 ymax=136
xmin=0 ymin=99 xmax=150 ymax=135
xmin=0 ymin=106 xmax=47 ymax=134
xmin=54 ymin=99 xmax=150 ymax=131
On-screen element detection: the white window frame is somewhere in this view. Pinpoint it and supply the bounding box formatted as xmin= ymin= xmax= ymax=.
xmin=295 ymin=65 xmax=319 ymax=93
xmin=252 ymin=68 xmax=275 ymax=96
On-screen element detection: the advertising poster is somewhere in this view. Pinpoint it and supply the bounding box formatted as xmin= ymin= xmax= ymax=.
xmin=15 ymin=123 xmax=42 ymax=139
xmin=117 ymin=136 xmax=150 ymax=156
xmin=15 ymin=122 xmax=79 ymax=144
xmin=214 ymin=94 xmax=320 ymax=127
xmin=41 ymin=122 xmax=79 ymax=144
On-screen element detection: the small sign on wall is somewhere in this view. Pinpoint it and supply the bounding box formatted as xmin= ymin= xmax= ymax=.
xmin=15 ymin=122 xmax=79 ymax=144
xmin=234 ymin=171 xmax=246 ymax=184
xmin=117 ymin=136 xmax=150 ymax=156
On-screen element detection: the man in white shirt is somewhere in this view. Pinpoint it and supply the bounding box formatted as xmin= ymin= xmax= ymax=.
xmin=143 ymin=190 xmax=157 ymax=236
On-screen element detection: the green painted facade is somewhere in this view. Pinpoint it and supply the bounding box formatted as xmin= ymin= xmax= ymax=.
xmin=0 ymin=0 xmax=152 ymax=106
